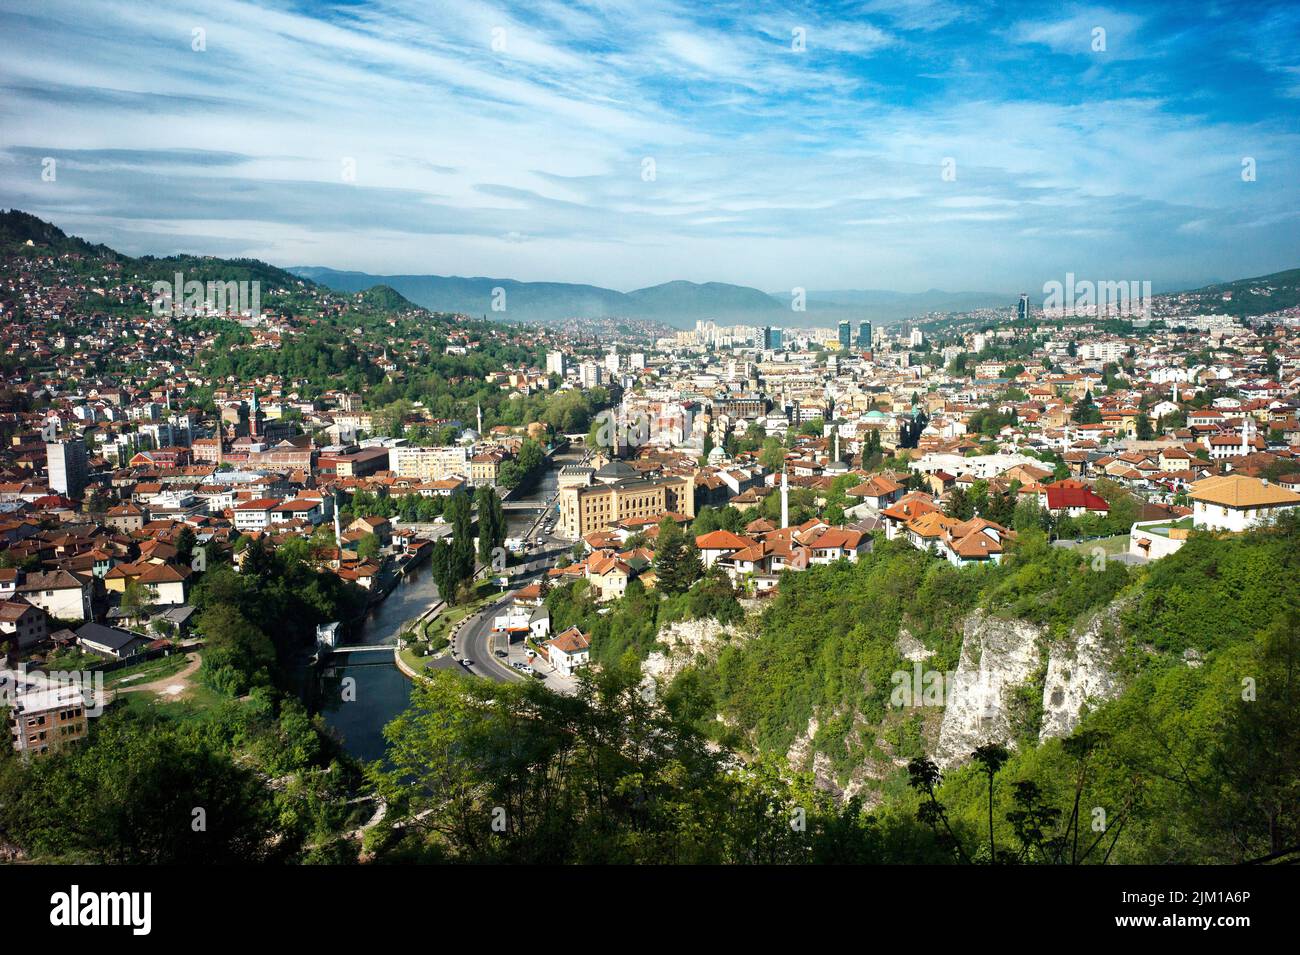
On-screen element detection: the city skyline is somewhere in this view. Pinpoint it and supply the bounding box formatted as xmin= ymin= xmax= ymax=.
xmin=0 ymin=0 xmax=1297 ymax=294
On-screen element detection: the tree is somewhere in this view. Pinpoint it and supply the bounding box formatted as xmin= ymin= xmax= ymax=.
xmin=368 ymin=660 xmax=888 ymax=863
xmin=175 ymin=526 xmax=197 ymax=567
xmin=760 ymin=437 xmax=786 ymax=473
xmin=945 ymin=487 xmax=971 ymax=520
xmin=1070 ymin=390 xmax=1102 ymax=425
xmin=356 ymin=533 xmax=381 ymax=562
xmin=1135 ymin=413 xmax=1154 ymax=440
xmin=679 ymin=540 xmax=704 ymax=591
xmin=120 ymin=577 xmax=154 ymax=620
xmin=475 ymin=485 xmax=506 ymax=566
xmin=654 ymin=519 xmax=689 ymax=595
xmin=972 ymin=743 xmax=1010 ymax=862
xmin=197 ymin=603 xmax=275 ymax=695
xmin=0 ymin=713 xmax=285 ymax=863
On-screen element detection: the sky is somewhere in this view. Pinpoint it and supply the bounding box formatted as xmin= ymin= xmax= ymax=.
xmin=0 ymin=0 xmax=1297 ymax=294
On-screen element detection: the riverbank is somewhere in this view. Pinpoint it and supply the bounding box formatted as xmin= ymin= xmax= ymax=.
xmin=393 ymin=579 xmax=504 ymax=679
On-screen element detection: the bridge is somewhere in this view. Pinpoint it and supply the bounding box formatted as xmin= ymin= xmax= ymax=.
xmin=328 ymin=643 xmax=398 ymax=655
xmin=502 ymin=499 xmax=554 ymax=511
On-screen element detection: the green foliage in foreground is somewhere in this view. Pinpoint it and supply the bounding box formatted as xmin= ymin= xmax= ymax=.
xmin=925 ymin=608 xmax=1300 ymax=864
xmin=0 ymin=692 xmax=364 ymax=864
xmin=368 ymin=660 xmax=945 ymax=863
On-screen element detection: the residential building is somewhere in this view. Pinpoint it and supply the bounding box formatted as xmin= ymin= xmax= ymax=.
xmin=1189 ymin=475 xmax=1300 ymax=532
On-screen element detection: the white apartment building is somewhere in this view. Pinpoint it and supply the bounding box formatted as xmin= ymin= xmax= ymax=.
xmin=391 ymin=445 xmax=469 ymax=482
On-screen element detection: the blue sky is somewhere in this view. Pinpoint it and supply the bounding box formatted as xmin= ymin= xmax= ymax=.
xmin=0 ymin=0 xmax=1297 ymax=293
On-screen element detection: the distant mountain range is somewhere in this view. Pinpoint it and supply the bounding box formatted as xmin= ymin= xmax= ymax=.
xmin=289 ymin=266 xmax=1017 ymax=327
xmin=5 ymin=210 xmax=1295 ymax=327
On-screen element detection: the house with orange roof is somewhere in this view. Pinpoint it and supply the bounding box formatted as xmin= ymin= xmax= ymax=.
xmin=806 ymin=527 xmax=870 ymax=563
xmin=845 ymin=474 xmax=904 ymax=511
xmin=1189 ymin=475 xmax=1300 ymax=532
xmin=880 ymin=492 xmax=939 ymax=540
xmin=545 ymin=626 xmax=590 ymax=677
xmin=940 ymin=518 xmax=1013 ymax=567
xmin=694 ymin=529 xmax=758 ymax=568
xmin=585 ymin=553 xmax=635 ymax=601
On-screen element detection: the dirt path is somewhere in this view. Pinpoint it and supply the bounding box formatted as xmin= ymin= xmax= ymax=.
xmin=116 ymin=652 xmax=202 ymax=699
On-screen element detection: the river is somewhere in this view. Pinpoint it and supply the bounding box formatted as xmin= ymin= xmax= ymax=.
xmin=316 ymin=450 xmax=573 ymax=762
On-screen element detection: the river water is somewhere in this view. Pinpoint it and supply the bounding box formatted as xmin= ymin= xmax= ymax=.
xmin=316 ymin=452 xmax=571 ymax=762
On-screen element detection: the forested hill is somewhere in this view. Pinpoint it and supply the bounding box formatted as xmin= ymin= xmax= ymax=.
xmin=0 ymin=210 xmax=420 ymax=313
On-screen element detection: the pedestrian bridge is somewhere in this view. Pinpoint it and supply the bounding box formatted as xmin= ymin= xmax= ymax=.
xmin=329 ymin=643 xmax=398 ymax=654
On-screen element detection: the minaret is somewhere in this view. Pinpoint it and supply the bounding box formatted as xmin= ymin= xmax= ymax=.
xmin=833 ymin=428 xmax=840 ymax=463
xmin=1171 ymin=380 xmax=1177 ymax=404
xmin=780 ymin=468 xmax=789 ymax=529
xmin=1242 ymin=415 xmax=1253 ymax=455
xmin=333 ymin=499 xmax=343 ymax=568
xmin=165 ymin=386 xmax=174 ymax=447
xmin=477 ymin=403 xmax=483 ymax=436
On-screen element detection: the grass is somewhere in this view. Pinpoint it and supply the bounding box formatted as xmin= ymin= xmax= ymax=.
xmin=115 ymin=682 xmax=226 ymax=721
xmin=1136 ymin=517 xmax=1194 ymax=537
xmin=103 ymin=653 xmax=190 ymax=688
xmin=1055 ymin=533 xmax=1131 ymax=556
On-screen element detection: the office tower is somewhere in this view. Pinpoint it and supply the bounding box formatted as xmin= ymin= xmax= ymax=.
xmin=838 ymin=320 xmax=851 ymax=350
xmin=47 ymin=438 xmax=89 ymax=499
xmin=857 ymin=320 xmax=872 ymax=348
xmin=1017 ymin=293 xmax=1029 ymax=322
xmin=579 ymin=361 xmax=602 ymax=389
xmin=762 ymin=326 xmax=782 ymax=350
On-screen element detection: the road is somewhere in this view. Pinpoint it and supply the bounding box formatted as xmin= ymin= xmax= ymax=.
xmin=450 ymin=540 xmax=570 ymax=684
xmin=447 ymin=445 xmax=593 ymax=685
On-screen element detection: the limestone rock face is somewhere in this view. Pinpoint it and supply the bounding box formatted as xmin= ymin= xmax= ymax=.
xmin=895 ymin=628 xmax=932 ymax=663
xmin=641 ymin=617 xmax=735 ymax=694
xmin=1039 ymin=602 xmax=1125 ymax=741
xmin=935 ymin=610 xmax=1044 ymax=768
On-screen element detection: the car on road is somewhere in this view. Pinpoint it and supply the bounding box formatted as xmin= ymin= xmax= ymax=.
xmin=461 ymin=659 xmax=474 ymax=668
xmin=494 ymin=649 xmax=507 ymax=658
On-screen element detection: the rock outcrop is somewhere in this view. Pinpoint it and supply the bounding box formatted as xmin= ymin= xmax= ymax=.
xmin=934 ymin=610 xmax=1044 ymax=768
xmin=641 ymin=617 xmax=736 ymax=696
xmin=1039 ymin=601 xmax=1126 ymax=741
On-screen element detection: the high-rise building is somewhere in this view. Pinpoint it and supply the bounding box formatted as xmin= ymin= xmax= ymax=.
xmin=857 ymin=321 xmax=872 ymax=348
xmin=546 ymin=351 xmax=567 ymax=376
xmin=838 ymin=321 xmax=851 ymax=350
xmin=47 ymin=438 xmax=89 ymax=499
xmin=579 ymin=361 xmax=602 ymax=389
xmin=1017 ymin=293 xmax=1029 ymax=322
xmin=909 ymin=327 xmax=925 ymax=348
xmin=761 ymin=326 xmax=782 ymax=350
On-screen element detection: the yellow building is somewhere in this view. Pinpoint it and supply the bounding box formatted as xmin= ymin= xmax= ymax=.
xmin=558 ymin=474 xmax=695 ymax=540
